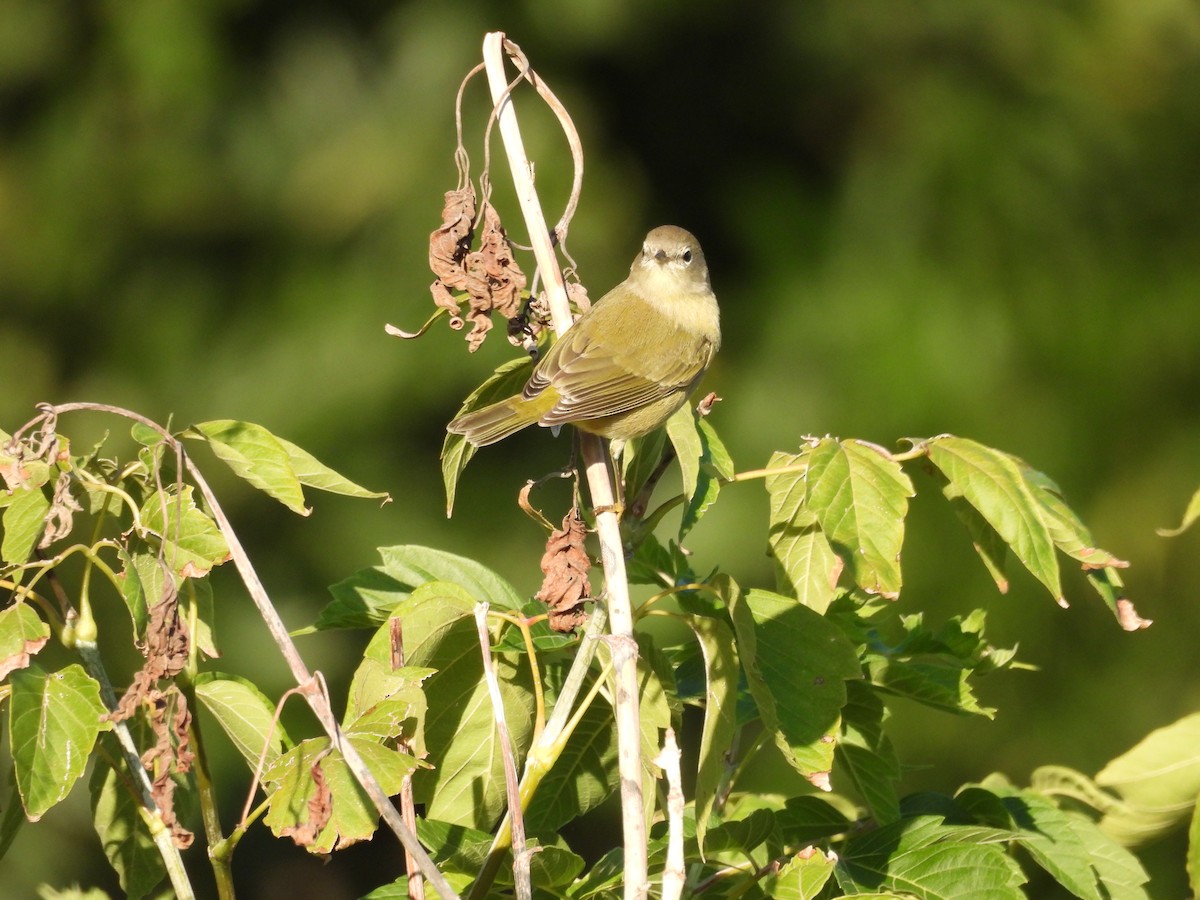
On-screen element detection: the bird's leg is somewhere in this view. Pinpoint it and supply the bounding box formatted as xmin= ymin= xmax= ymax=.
xmin=589 ymin=438 xmax=625 ymax=518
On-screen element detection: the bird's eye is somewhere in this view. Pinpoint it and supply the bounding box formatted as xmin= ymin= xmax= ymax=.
xmin=681 ymin=249 xmax=693 ymax=264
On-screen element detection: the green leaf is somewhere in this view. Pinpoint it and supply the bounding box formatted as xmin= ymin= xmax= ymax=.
xmin=180 ymin=576 xmax=218 ymax=658
xmin=666 ymin=403 xmax=702 ymax=505
xmin=777 ymin=796 xmax=853 ymax=843
xmin=681 ymin=416 xmax=734 ymax=538
xmin=1096 ymin=711 xmax=1200 ymax=846
xmin=764 ymin=847 xmax=837 ymax=899
xmin=927 ymin=435 xmax=1062 ymax=602
xmin=414 ymin=817 xmax=495 ymax=874
xmin=1065 ymin=811 xmax=1150 ymax=900
xmin=1030 ymin=765 xmax=1127 ymax=815
xmin=518 ymin=841 xmax=586 ymax=888
xmin=804 ymin=438 xmax=913 ymax=598
xmin=90 ymin=752 xmax=166 ymax=900
xmin=9 ymin=664 xmax=110 ymax=820
xmin=368 ymin=582 xmax=534 ymax=828
xmin=967 ymin=786 xmax=1102 ymax=900
xmin=263 ymin=734 xmax=420 ymax=854
xmin=838 ymin=682 xmax=901 ymax=824
xmin=343 ymin=659 xmax=431 ymax=755
xmin=724 ymin=578 xmax=861 ymax=788
xmin=1 ymin=484 xmax=49 ymax=566
xmin=314 ymin=544 xmax=527 ymax=632
xmin=684 ymin=613 xmax=739 ymax=854
xmin=442 ymin=355 xmax=535 ymax=516
xmin=836 ymin=815 xmax=1026 ymax=898
xmin=379 ymin=545 xmax=524 ymax=609
xmin=187 ymin=419 xmax=309 ymax=515
xmin=0 ymin=767 xmax=26 ymax=861
xmin=274 ymin=433 xmax=390 ymax=501
xmin=1158 ymin=485 xmax=1200 ymax=537
xmin=946 ymin=497 xmax=1010 ymax=593
xmin=0 ymin=604 xmax=49 ymax=680
xmin=194 ymin=672 xmax=291 ymax=771
xmin=621 ymin=424 xmax=668 ymax=505
xmin=138 ymin=485 xmax=230 ymax=580
xmin=525 ymin=696 xmax=618 ymax=833
xmin=363 ymin=872 xmax=474 ymax=900
xmin=766 ymin=451 xmax=840 ymax=613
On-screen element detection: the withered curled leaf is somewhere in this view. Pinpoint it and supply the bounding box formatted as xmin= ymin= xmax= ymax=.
xmin=536 ymin=507 xmax=591 ymax=633
xmin=427 ymin=188 xmax=528 ymax=351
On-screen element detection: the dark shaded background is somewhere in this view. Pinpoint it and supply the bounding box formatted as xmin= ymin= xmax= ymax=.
xmin=3 ymin=1 xmax=1200 ymax=896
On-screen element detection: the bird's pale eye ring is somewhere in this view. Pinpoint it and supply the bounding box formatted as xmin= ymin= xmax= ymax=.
xmin=681 ymin=249 xmax=693 ymax=264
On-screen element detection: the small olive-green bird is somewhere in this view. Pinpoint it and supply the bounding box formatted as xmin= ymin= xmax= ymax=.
xmin=447 ymin=225 xmax=720 ymax=447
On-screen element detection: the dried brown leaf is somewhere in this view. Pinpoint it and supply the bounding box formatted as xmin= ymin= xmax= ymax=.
xmin=536 ymin=508 xmax=591 ymax=633
xmin=427 ymin=188 xmax=527 ymax=351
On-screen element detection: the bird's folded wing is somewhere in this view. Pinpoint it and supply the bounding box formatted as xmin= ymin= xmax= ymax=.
xmin=528 ymin=324 xmax=712 ymax=426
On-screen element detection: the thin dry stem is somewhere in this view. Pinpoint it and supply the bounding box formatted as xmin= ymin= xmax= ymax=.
xmin=475 ymin=604 xmax=533 ymax=900
xmin=655 ymin=728 xmax=685 ymax=900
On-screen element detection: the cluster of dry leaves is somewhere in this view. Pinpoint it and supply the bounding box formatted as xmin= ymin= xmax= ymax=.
xmin=429 ymin=187 xmax=530 ymax=352
xmin=108 ymin=580 xmax=196 ymax=848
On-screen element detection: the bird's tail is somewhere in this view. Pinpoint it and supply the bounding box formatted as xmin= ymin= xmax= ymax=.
xmin=447 ymin=395 xmax=546 ymax=447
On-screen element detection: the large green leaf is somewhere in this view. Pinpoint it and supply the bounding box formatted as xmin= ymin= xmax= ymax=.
xmin=9 ymin=664 xmax=110 ymax=820
xmin=441 ymin=355 xmax=535 ymax=516
xmin=958 ymin=785 xmax=1101 ymax=900
xmin=684 ymin=613 xmax=739 ymax=853
xmin=836 ymin=815 xmax=1026 ymax=897
xmin=138 ymin=485 xmax=230 ymax=580
xmin=1 ymin=484 xmax=49 ymax=566
xmin=194 ymin=672 xmax=291 ymax=771
xmin=187 ymin=420 xmax=388 ymax=515
xmin=263 ymin=734 xmax=419 ymax=854
xmin=803 ymin=438 xmax=913 ymax=599
xmin=766 ymin=450 xmax=840 ymax=613
xmin=524 ymin=696 xmax=618 ymax=833
xmin=666 ymin=405 xmax=734 ymax=538
xmin=927 ymin=436 xmax=1062 ymax=602
xmin=313 ymin=544 xmax=525 ymax=631
xmin=1095 ymin=712 xmax=1200 ymax=846
xmin=837 ymin=682 xmax=900 ymax=824
xmin=187 ymin=419 xmax=309 ymax=514
xmin=90 ymin=750 xmax=166 ymax=900
xmin=724 ymin=579 xmax=860 ymax=788
xmin=764 ymin=847 xmax=837 ymax=899
xmin=374 ymin=582 xmax=534 ymax=828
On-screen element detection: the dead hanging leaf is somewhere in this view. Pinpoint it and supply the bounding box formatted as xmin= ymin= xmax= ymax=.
xmin=140 ymin=688 xmax=195 ymax=848
xmin=566 ymin=279 xmax=591 ymax=314
xmin=427 ymin=188 xmax=528 ymax=352
xmin=536 ymin=508 xmax=591 ymax=633
xmin=109 ymin=577 xmax=190 ymax=721
xmin=39 ymin=471 xmax=82 ymax=548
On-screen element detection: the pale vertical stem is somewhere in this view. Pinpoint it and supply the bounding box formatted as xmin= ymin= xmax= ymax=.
xmin=475 ymin=604 xmax=532 ymax=900
xmin=481 ymin=32 xmax=649 ymax=900
xmin=655 ymin=728 xmax=685 ymax=900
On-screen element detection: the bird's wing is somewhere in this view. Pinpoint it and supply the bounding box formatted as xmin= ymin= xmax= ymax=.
xmin=525 ymin=294 xmax=714 ymax=426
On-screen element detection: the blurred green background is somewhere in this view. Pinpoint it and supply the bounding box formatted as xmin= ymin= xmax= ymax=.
xmin=4 ymin=1 xmax=1200 ymax=896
